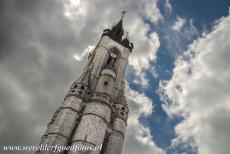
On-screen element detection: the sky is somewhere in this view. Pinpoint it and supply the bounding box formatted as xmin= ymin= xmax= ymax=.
xmin=0 ymin=0 xmax=230 ymax=154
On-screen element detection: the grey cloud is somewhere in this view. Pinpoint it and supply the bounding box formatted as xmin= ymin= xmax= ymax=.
xmin=0 ymin=0 xmax=85 ymax=148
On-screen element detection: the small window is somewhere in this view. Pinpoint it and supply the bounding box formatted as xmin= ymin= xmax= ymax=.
xmin=80 ymin=86 xmax=85 ymax=90
xmin=79 ymin=91 xmax=83 ymax=94
xmin=122 ymin=107 xmax=125 ymax=110
xmin=104 ymin=81 xmax=108 ymax=86
xmin=71 ymin=90 xmax=76 ymax=93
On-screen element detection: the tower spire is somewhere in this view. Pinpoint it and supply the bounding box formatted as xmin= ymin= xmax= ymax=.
xmin=109 ymin=11 xmax=128 ymax=41
xmin=121 ymin=10 xmax=127 ymax=20
xmin=102 ymin=11 xmax=134 ymax=51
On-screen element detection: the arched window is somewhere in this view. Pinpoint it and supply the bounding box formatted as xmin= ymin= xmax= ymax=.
xmin=110 ymin=47 xmax=119 ymax=58
xmin=104 ymin=81 xmax=108 ymax=86
xmin=80 ymin=85 xmax=85 ymax=90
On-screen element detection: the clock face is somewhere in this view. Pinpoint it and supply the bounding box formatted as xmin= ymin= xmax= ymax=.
xmin=110 ymin=52 xmax=117 ymax=59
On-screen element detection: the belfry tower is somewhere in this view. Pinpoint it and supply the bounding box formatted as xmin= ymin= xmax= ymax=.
xmin=36 ymin=12 xmax=133 ymax=154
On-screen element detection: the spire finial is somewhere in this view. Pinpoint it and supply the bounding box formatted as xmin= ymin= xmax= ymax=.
xmin=125 ymin=31 xmax=129 ymax=38
xmin=121 ymin=10 xmax=127 ymax=20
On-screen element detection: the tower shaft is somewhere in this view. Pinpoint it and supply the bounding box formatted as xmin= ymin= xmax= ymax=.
xmin=36 ymin=13 xmax=133 ymax=154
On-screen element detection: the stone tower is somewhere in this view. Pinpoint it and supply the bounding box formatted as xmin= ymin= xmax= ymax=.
xmin=36 ymin=12 xmax=134 ymax=154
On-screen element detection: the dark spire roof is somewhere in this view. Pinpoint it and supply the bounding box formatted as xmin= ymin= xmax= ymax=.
xmin=102 ymin=11 xmax=134 ymax=51
xmin=110 ymin=11 xmax=127 ymax=40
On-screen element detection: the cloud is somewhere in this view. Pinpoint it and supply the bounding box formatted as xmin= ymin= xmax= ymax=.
xmin=129 ymin=32 xmax=160 ymax=88
xmin=162 ymin=17 xmax=198 ymax=57
xmin=0 ymin=0 xmax=163 ymax=153
xmin=171 ymin=17 xmax=186 ymax=32
xmin=124 ymin=83 xmax=165 ymax=154
xmin=165 ymin=0 xmax=172 ymax=12
xmin=0 ymin=0 xmax=82 ymax=148
xmin=142 ymin=0 xmax=163 ymax=23
xmin=160 ymin=10 xmax=230 ymax=154
xmin=74 ymin=45 xmax=94 ymax=61
xmin=133 ymin=72 xmax=149 ymax=88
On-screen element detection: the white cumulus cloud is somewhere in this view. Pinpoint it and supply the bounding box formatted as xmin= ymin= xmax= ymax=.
xmin=124 ymin=83 xmax=165 ymax=154
xmin=171 ymin=17 xmax=186 ymax=32
xmin=160 ymin=10 xmax=230 ymax=154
